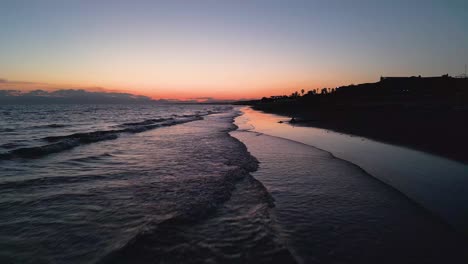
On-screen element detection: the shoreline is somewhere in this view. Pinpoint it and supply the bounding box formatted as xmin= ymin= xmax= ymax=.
xmin=250 ymin=104 xmax=468 ymax=164
xmin=231 ymin=112 xmax=468 ymax=263
xmin=235 ymin=106 xmax=468 ymax=235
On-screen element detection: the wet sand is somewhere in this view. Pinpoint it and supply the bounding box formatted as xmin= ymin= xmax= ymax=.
xmin=232 ymin=113 xmax=468 ymax=263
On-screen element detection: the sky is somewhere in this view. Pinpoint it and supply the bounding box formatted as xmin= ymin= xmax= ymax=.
xmin=1 ymin=0 xmax=467 ymax=100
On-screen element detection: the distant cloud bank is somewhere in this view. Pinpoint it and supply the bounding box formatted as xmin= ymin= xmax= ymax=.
xmin=0 ymin=89 xmax=156 ymax=104
xmin=0 ymin=79 xmax=238 ymax=104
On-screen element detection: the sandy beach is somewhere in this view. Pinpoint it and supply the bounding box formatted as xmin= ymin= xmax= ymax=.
xmin=232 ymin=108 xmax=468 ymax=263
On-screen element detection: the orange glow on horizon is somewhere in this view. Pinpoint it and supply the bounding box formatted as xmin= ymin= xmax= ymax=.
xmin=0 ymin=75 xmax=373 ymax=101
xmin=0 ymin=77 xmax=354 ymax=100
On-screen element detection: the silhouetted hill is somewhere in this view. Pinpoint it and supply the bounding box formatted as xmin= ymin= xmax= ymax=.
xmin=237 ymin=75 xmax=468 ymax=163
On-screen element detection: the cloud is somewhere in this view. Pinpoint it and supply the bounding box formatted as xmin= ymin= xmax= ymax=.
xmin=0 ymin=89 xmax=156 ymax=104
xmin=0 ymin=79 xmax=230 ymax=104
xmin=0 ymin=78 xmax=165 ymax=104
xmin=192 ymin=97 xmax=215 ymax=101
xmin=187 ymin=96 xmax=235 ymax=103
xmin=0 ymin=78 xmax=50 ymax=86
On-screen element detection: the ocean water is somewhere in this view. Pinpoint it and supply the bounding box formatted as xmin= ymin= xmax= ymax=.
xmin=1 ymin=104 xmax=466 ymax=263
xmin=0 ymin=104 xmax=292 ymax=263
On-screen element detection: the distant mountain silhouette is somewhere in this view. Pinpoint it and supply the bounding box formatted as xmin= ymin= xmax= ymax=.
xmin=0 ymin=89 xmax=158 ymax=104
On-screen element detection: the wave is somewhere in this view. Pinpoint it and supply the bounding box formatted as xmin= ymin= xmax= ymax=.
xmin=0 ymin=127 xmax=15 ymax=133
xmin=1 ymin=138 xmax=87 ymax=159
xmin=120 ymin=116 xmax=202 ymax=133
xmin=0 ymin=142 xmax=26 ymax=149
xmin=97 ymin=165 xmax=293 ymax=264
xmin=119 ymin=118 xmax=172 ymax=127
xmin=94 ymin=113 xmax=293 ymax=264
xmin=0 ymin=107 xmax=296 ymax=263
xmin=68 ymin=153 xmax=114 ymax=163
xmin=0 ymin=173 xmax=110 ymax=190
xmin=1 ymin=124 xmax=69 ymax=133
xmin=43 ymin=130 xmax=120 ymax=143
xmin=32 ymin=123 xmax=69 ymax=129
xmin=0 ymin=116 xmax=204 ymax=160
xmin=98 ymin=154 xmax=264 ymax=264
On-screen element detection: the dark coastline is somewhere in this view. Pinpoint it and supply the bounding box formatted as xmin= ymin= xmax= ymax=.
xmin=250 ymin=103 xmax=468 ymax=164
xmin=238 ymin=76 xmax=468 ymax=164
xmin=232 ymin=127 xmax=468 ymax=263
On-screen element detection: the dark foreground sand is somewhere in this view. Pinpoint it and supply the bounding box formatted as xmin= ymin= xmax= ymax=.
xmin=252 ymin=103 xmax=468 ymax=164
xmin=232 ymin=129 xmax=468 ymax=263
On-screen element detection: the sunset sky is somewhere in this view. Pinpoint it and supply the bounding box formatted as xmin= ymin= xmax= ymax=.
xmin=1 ymin=0 xmax=467 ymax=100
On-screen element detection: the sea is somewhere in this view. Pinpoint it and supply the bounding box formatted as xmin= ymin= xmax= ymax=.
xmin=0 ymin=104 xmax=466 ymax=264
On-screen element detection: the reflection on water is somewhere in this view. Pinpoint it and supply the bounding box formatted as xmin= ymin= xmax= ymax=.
xmin=237 ymin=107 xmax=468 ymax=233
xmin=2 ymin=105 xmax=293 ymax=263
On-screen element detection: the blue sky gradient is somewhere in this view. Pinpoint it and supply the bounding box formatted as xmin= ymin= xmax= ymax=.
xmin=1 ymin=0 xmax=467 ymax=98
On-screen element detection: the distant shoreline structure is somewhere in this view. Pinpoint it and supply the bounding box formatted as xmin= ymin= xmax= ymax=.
xmin=380 ymin=74 xmax=450 ymax=81
xmin=381 ymin=73 xmax=468 ymax=80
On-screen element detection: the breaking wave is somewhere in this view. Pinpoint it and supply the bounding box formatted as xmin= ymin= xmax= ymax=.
xmin=0 ymin=115 xmax=204 ymax=160
xmin=30 ymin=123 xmax=69 ymax=129
xmin=97 ymin=121 xmax=295 ymax=264
xmin=0 ymin=105 xmax=298 ymax=263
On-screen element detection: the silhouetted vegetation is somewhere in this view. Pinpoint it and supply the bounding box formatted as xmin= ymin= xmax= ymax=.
xmin=236 ymin=75 xmax=468 ymax=163
xmin=242 ymin=74 xmax=468 ymax=106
